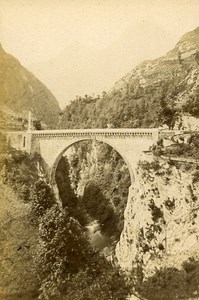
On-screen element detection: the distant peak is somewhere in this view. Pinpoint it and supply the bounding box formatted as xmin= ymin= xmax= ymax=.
xmin=0 ymin=43 xmax=5 ymax=53
xmin=179 ymin=26 xmax=199 ymax=41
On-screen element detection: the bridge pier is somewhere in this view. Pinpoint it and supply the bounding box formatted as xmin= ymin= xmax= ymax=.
xmin=25 ymin=131 xmax=33 ymax=154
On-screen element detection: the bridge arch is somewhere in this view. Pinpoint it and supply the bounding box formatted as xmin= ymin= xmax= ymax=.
xmin=50 ymin=137 xmax=134 ymax=188
xmin=6 ymin=128 xmax=158 ymax=201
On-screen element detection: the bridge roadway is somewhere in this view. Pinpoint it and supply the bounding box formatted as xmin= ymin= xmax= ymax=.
xmin=29 ymin=128 xmax=159 ymax=137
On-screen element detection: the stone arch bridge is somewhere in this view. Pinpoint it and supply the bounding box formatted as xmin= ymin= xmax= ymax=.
xmin=7 ymin=128 xmax=159 ymax=186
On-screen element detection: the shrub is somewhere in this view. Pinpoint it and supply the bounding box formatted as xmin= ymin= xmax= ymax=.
xmin=182 ymin=257 xmax=197 ymax=273
xmin=192 ymin=170 xmax=199 ymax=183
xmin=137 ymin=261 xmax=199 ymax=300
xmin=148 ymin=199 xmax=164 ymax=223
xmin=164 ymin=197 xmax=175 ymax=212
xmin=30 ymin=180 xmax=55 ymax=217
xmin=138 ymin=159 xmax=161 ymax=172
xmin=36 ymin=204 xmax=131 ymax=300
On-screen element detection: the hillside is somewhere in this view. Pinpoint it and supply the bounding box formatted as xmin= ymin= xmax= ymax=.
xmin=0 ymin=132 xmax=130 ymax=299
xmin=60 ymin=26 xmax=199 ymax=129
xmin=0 ymin=44 xmax=60 ymax=129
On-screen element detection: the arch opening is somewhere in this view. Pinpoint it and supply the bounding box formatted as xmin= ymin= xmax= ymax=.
xmin=51 ymin=137 xmax=134 ymax=186
xmin=52 ymin=138 xmax=132 ymax=250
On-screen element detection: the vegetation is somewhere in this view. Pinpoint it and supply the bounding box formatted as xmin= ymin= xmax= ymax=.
xmin=60 ymin=89 xmax=177 ymax=129
xmin=183 ymin=93 xmax=199 ymax=117
xmin=148 ymin=199 xmax=164 ymax=223
xmin=34 ymin=194 xmax=131 ymax=300
xmin=138 ymin=159 xmax=161 ymax=172
xmin=0 ymin=135 xmax=131 ymax=299
xmin=59 ymin=27 xmax=199 ymax=131
xmin=55 ymin=156 xmax=87 ymax=225
xmin=192 ymin=169 xmax=199 ymax=183
xmin=136 ymin=258 xmax=199 ymax=300
xmin=66 ymin=140 xmax=131 ymax=239
xmin=82 ymin=182 xmax=120 ymax=237
xmin=152 ymin=133 xmax=199 ymax=160
xmin=33 ymin=119 xmax=43 ymax=130
xmin=0 ymin=45 xmax=60 ymax=128
xmin=59 ymin=49 xmax=199 ymax=130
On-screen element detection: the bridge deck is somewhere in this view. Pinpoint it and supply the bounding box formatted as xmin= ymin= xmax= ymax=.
xmin=27 ymin=128 xmax=158 ymax=137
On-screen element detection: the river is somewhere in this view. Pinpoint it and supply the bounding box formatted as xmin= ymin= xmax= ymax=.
xmin=86 ymin=220 xmax=112 ymax=251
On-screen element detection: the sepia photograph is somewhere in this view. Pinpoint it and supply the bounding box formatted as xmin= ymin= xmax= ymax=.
xmin=0 ymin=0 xmax=199 ymax=299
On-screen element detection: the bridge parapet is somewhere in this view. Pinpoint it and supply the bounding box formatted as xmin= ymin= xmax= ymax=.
xmin=31 ymin=128 xmax=159 ymax=140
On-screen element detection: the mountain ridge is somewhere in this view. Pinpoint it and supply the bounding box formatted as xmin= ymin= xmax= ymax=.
xmin=0 ymin=45 xmax=60 ymax=129
xmin=60 ymin=26 xmax=199 ymax=130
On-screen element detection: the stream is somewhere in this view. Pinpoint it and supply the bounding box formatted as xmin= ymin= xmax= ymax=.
xmin=86 ymin=220 xmax=112 ymax=251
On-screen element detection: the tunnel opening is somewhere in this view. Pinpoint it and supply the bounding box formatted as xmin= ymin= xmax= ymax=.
xmin=54 ymin=139 xmax=131 ymax=252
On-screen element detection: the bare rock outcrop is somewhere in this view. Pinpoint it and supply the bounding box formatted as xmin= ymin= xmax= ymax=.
xmin=116 ymin=156 xmax=199 ymax=278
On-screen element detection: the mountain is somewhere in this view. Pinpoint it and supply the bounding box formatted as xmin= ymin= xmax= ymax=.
xmin=60 ymin=26 xmax=199 ymax=129
xmin=0 ymin=44 xmax=60 ymax=129
xmin=29 ymin=21 xmax=176 ymax=108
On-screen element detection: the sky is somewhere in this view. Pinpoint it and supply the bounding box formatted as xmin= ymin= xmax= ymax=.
xmin=1 ymin=0 xmax=199 ymax=107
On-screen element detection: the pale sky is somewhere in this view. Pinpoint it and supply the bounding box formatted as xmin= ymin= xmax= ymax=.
xmin=1 ymin=0 xmax=199 ymax=107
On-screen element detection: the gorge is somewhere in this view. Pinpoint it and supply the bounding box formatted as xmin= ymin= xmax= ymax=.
xmin=1 ymin=26 xmax=199 ymax=300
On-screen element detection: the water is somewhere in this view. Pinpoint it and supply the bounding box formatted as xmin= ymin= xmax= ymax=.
xmin=86 ymin=220 xmax=112 ymax=250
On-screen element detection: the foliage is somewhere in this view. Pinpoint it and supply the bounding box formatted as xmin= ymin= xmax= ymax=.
xmin=2 ymin=150 xmax=36 ymax=185
xmin=35 ymin=203 xmax=131 ymax=300
xmin=183 ymin=94 xmax=199 ymax=117
xmin=157 ymin=98 xmax=176 ymax=128
xmin=30 ymin=180 xmax=55 ymax=217
xmin=138 ymin=159 xmax=161 ymax=174
xmin=0 ymin=135 xmax=57 ymax=216
xmin=33 ymin=119 xmax=43 ymax=130
xmin=62 ymin=261 xmax=130 ymax=300
xmin=0 ymin=132 xmax=8 ymax=155
xmin=148 ymin=199 xmax=164 ymax=223
xmin=192 ymin=169 xmax=199 ymax=183
xmin=67 ymin=140 xmax=131 ymax=239
xmin=153 ymin=133 xmax=199 ymax=160
xmin=1 ymin=142 xmax=131 ymax=299
xmin=35 ymin=205 xmax=90 ymax=299
xmin=164 ymin=197 xmax=175 ymax=212
xmin=59 ymin=56 xmax=193 ymax=130
xmin=137 ymin=259 xmax=199 ymax=300
xmin=55 ymin=156 xmax=87 ymax=225
xmin=82 ymin=182 xmax=121 ymax=237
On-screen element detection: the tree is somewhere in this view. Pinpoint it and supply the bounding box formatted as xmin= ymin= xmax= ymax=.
xmin=33 ymin=120 xmax=42 ymax=130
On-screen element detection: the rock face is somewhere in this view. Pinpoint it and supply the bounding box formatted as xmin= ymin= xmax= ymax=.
xmin=0 ymin=44 xmax=60 ymax=128
xmin=116 ymin=155 xmax=199 ymax=277
xmin=109 ymin=27 xmax=199 ymax=127
xmin=63 ymin=140 xmax=131 ymax=239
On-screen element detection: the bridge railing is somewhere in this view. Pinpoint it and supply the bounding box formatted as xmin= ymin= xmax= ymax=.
xmin=30 ymin=128 xmax=159 ymax=134
xmin=30 ymin=128 xmax=159 ymax=140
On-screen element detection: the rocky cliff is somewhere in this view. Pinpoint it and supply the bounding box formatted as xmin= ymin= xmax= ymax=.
xmin=0 ymin=44 xmax=60 ymax=129
xmin=116 ymin=153 xmax=199 ymax=295
xmin=63 ymin=140 xmax=131 ymax=239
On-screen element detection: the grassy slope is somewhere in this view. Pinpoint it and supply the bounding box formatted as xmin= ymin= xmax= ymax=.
xmin=0 ymin=183 xmax=38 ymax=299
